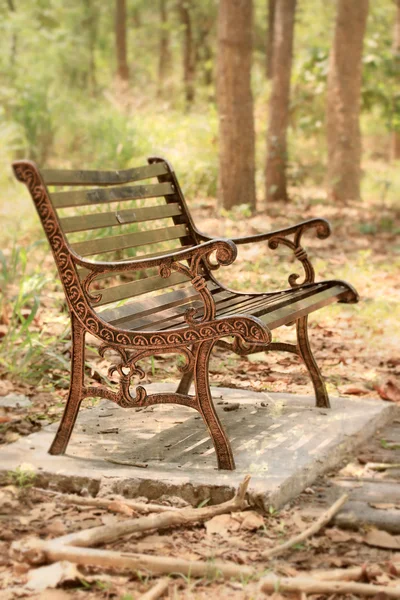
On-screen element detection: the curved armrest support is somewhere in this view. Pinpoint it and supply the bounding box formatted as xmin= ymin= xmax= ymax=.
xmin=225 ymin=218 xmax=331 ymax=287
xmin=72 ymin=239 xmax=237 ymax=324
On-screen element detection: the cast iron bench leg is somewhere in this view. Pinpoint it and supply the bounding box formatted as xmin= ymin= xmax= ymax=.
xmin=194 ymin=339 xmax=235 ymax=470
xmin=296 ymin=315 xmax=330 ymax=408
xmin=49 ymin=314 xmax=85 ymax=454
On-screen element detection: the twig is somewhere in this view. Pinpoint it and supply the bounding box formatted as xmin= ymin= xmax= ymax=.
xmin=32 ymin=488 xmax=178 ymax=513
xmin=29 ymin=543 xmax=255 ymax=580
xmin=312 ymin=564 xmax=381 ymax=581
xmin=262 ymin=493 xmax=348 ymax=559
xmin=139 ymin=578 xmax=170 ymax=600
xmin=259 ymin=574 xmax=400 ymax=597
xmin=368 ymin=463 xmax=400 ymax=471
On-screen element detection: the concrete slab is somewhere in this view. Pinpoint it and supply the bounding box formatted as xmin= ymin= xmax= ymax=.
xmin=0 ymin=384 xmax=395 ymax=510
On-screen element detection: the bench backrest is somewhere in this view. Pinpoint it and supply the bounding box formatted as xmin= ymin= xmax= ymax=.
xmin=15 ymin=157 xmax=209 ymax=322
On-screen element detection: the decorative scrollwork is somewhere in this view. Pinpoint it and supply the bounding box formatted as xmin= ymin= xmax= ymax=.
xmin=94 ymin=344 xmax=197 ymax=408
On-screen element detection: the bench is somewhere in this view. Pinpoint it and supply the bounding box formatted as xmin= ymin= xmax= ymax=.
xmin=13 ymin=157 xmax=358 ymax=470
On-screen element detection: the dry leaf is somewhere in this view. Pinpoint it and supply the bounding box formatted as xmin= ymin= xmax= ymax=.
xmin=325 ymin=528 xmax=354 ymax=543
xmin=37 ymin=591 xmax=71 ymax=600
xmin=205 ymin=513 xmax=241 ymax=536
xmin=107 ymin=500 xmax=135 ymax=516
xmin=44 ymin=520 xmax=67 ymax=536
xmin=343 ymin=386 xmax=369 ymax=396
xmin=239 ymin=511 xmax=264 ymax=531
xmin=25 ymin=561 xmax=82 ymax=591
xmin=374 ymin=378 xmax=400 ymax=403
xmin=364 ymin=529 xmax=400 ymax=550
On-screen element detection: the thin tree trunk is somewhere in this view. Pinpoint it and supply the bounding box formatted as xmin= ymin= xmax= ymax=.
xmin=391 ymin=0 xmax=400 ymax=160
xmin=179 ymin=0 xmax=195 ymax=107
xmin=266 ymin=0 xmax=276 ymax=79
xmin=326 ymin=0 xmax=369 ymax=202
xmin=83 ymin=0 xmax=98 ymax=95
xmin=115 ymin=0 xmax=129 ymax=82
xmin=265 ymin=0 xmax=296 ymax=203
xmin=7 ymin=0 xmax=17 ymax=67
xmin=158 ymin=0 xmax=171 ymax=97
xmin=217 ymin=0 xmax=256 ymax=210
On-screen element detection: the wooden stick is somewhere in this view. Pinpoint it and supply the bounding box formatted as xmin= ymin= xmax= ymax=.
xmin=39 ymin=543 xmax=255 ymax=580
xmin=139 ymin=578 xmax=170 ymax=600
xmin=262 ymin=493 xmax=348 ymax=559
xmin=368 ymin=463 xmax=400 ymax=471
xmin=49 ymin=475 xmax=251 ymax=548
xmin=32 ymin=488 xmax=177 ymax=514
xmin=259 ymin=574 xmax=400 ymax=598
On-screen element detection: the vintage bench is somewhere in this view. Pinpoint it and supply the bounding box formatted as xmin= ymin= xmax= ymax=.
xmin=13 ymin=157 xmax=358 ymax=470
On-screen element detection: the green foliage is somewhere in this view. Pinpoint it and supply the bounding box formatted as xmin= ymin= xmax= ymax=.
xmin=7 ymin=466 xmax=36 ymax=488
xmin=0 ymin=242 xmax=70 ymax=384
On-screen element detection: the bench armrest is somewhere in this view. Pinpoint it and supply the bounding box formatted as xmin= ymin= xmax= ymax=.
xmin=73 ymin=238 xmax=237 ymax=275
xmin=199 ymin=218 xmax=331 ymax=287
xmin=230 ymin=218 xmax=331 ymax=246
xmin=73 ymin=239 xmax=237 ymax=323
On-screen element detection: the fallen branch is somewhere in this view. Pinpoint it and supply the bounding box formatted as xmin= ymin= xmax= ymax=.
xmin=312 ymin=564 xmax=383 ymax=582
xmin=139 ymin=578 xmax=170 ymax=600
xmin=33 ymin=488 xmax=178 ymax=514
xmin=22 ymin=543 xmax=255 ymax=580
xmin=368 ymin=463 xmax=400 ymax=472
xmin=262 ymin=493 xmax=348 ymax=559
xmin=259 ymin=574 xmax=400 ymax=598
xmin=50 ymin=475 xmax=250 ymax=548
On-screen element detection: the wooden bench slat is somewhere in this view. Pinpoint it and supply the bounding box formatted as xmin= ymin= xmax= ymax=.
xmin=42 ymin=162 xmax=169 ymax=186
xmin=259 ymin=284 xmax=349 ymax=330
xmin=61 ymin=203 xmax=182 ymax=233
xmin=52 ymin=182 xmax=175 ymax=209
xmin=216 ymin=285 xmax=322 ymax=319
xmin=127 ymin=284 xmax=340 ymax=333
xmin=96 ymin=271 xmax=191 ymax=307
xmin=121 ymin=288 xmax=237 ymax=331
xmin=100 ymin=286 xmax=204 ymax=325
xmin=72 ymin=224 xmax=188 ymax=257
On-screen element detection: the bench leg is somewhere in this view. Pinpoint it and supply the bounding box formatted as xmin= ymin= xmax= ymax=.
xmin=296 ymin=315 xmax=330 ymax=409
xmin=49 ymin=314 xmax=85 ymax=455
xmin=194 ymin=340 xmax=235 ymax=470
xmin=176 ymin=370 xmax=194 ymax=395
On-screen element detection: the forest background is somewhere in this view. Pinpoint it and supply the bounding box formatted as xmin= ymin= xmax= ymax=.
xmin=0 ymin=0 xmax=399 ymax=422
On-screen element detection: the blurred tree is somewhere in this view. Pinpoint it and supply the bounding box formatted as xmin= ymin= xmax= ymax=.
xmin=266 ymin=0 xmax=276 ymax=79
xmin=391 ymin=0 xmax=400 ymax=160
xmin=326 ymin=0 xmax=369 ymax=201
xmin=157 ymin=0 xmax=172 ymax=97
xmin=6 ymin=0 xmax=17 ymax=67
xmin=178 ymin=0 xmax=195 ymax=107
xmin=83 ymin=0 xmax=98 ymax=94
xmin=115 ymin=0 xmax=129 ymax=82
xmin=217 ymin=0 xmax=256 ymax=210
xmin=265 ymin=0 xmax=296 ymax=202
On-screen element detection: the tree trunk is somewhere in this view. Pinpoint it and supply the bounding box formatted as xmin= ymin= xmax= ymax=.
xmin=266 ymin=0 xmax=276 ymax=79
xmin=265 ymin=0 xmax=296 ymax=203
xmin=7 ymin=0 xmax=17 ymax=67
xmin=83 ymin=0 xmax=98 ymax=95
xmin=217 ymin=0 xmax=256 ymax=210
xmin=158 ymin=0 xmax=171 ymax=96
xmin=326 ymin=0 xmax=369 ymax=202
xmin=391 ymin=0 xmax=400 ymax=160
xmin=179 ymin=0 xmax=195 ymax=108
xmin=115 ymin=0 xmax=129 ymax=82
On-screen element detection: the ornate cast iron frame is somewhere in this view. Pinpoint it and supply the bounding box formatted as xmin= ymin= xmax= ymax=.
xmin=13 ymin=159 xmax=357 ymax=470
